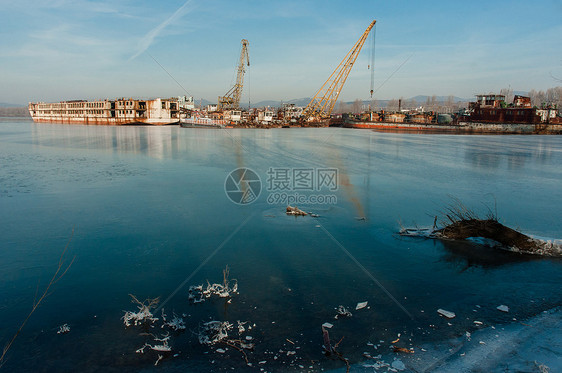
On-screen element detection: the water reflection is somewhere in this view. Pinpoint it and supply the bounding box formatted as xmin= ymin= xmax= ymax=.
xmin=438 ymin=239 xmax=537 ymax=272
xmin=465 ymin=147 xmax=502 ymax=169
xmin=464 ymin=137 xmax=555 ymax=170
xmin=31 ymin=124 xmax=179 ymax=159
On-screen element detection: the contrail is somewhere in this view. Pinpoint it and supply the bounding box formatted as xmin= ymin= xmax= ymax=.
xmin=129 ymin=0 xmax=194 ymax=60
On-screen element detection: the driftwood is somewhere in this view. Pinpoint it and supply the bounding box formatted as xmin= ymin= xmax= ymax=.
xmin=286 ymin=206 xmax=307 ymax=216
xmin=434 ymin=218 xmax=539 ymax=253
xmin=321 ymin=326 xmax=350 ymax=373
xmin=399 ymin=200 xmax=561 ymax=256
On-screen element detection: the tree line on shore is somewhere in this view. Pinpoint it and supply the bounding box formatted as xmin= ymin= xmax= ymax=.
xmin=0 ymin=107 xmax=30 ymax=117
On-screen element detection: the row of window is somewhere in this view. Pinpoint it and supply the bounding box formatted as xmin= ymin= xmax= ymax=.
xmin=36 ymin=110 xmax=106 ymax=115
xmin=117 ymin=110 xmax=144 ymax=115
xmin=37 ymin=104 xmax=65 ymax=109
xmin=477 ymin=110 xmax=529 ymax=116
xmin=36 ymin=102 xmax=105 ymax=109
xmin=117 ymin=101 xmax=138 ymax=107
xmin=85 ymin=102 xmax=106 ymax=108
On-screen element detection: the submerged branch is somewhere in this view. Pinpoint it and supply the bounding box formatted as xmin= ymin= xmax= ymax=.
xmin=400 ymin=201 xmax=562 ymax=256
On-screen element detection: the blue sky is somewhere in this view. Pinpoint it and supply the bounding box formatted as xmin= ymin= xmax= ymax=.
xmin=1 ymin=0 xmax=561 ymax=105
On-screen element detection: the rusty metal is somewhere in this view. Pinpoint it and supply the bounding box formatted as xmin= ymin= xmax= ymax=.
xmin=468 ymin=94 xmax=541 ymax=124
xmin=513 ymin=95 xmax=531 ymax=107
xmin=28 ymin=98 xmax=181 ymax=125
xmin=218 ymin=39 xmax=250 ymax=111
xmin=470 ymin=107 xmax=541 ymax=124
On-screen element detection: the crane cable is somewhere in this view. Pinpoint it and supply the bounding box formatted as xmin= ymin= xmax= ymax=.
xmin=369 ymin=24 xmax=376 ymax=98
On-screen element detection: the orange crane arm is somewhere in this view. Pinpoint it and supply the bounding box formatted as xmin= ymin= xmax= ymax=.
xmin=302 ymin=20 xmax=376 ymax=121
xmin=218 ymin=39 xmax=250 ymax=111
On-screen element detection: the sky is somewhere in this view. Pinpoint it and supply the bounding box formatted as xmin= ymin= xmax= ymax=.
xmin=1 ymin=0 xmax=561 ymax=105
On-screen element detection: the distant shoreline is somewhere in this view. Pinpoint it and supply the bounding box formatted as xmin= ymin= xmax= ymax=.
xmin=0 ymin=107 xmax=30 ymax=117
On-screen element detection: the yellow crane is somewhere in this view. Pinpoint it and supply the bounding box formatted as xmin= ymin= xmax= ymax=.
xmin=301 ymin=20 xmax=376 ymax=122
xmin=218 ymin=39 xmax=250 ymax=111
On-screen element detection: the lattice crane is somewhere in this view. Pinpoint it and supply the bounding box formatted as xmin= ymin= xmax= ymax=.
xmin=301 ymin=20 xmax=376 ymax=121
xmin=218 ymin=39 xmax=250 ymax=111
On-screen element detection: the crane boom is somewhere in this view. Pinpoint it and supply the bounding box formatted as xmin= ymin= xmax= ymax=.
xmin=302 ymin=20 xmax=376 ymax=121
xmin=218 ymin=39 xmax=250 ymax=110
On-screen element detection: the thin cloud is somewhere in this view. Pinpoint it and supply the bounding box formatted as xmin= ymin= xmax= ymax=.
xmin=129 ymin=0 xmax=194 ymax=60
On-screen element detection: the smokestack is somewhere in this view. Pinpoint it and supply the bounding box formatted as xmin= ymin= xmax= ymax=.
xmin=398 ymin=99 xmax=402 ymax=112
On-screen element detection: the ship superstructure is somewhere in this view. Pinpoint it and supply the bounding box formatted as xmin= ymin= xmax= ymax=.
xmin=28 ymin=97 xmax=193 ymax=125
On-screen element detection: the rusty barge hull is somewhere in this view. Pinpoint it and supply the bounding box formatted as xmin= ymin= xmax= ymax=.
xmin=344 ymin=122 xmax=459 ymax=131
xmin=345 ymin=121 xmax=562 ymax=134
xmin=30 ymin=117 xmax=178 ymax=125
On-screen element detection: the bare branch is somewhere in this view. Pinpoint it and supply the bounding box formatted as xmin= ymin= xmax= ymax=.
xmin=1 ymin=229 xmax=75 ymax=366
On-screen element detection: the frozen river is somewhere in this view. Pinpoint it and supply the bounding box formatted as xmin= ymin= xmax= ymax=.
xmin=1 ymin=119 xmax=561 ymax=372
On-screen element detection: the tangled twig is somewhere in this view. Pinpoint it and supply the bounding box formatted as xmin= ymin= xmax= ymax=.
xmin=1 ymin=229 xmax=75 ymax=367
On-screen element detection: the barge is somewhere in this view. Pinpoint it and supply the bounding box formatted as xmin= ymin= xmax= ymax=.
xmin=344 ymin=94 xmax=561 ymax=134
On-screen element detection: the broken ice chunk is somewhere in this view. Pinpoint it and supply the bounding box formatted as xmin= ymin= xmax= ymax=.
xmin=437 ymin=309 xmax=456 ymax=319
xmin=497 ymin=305 xmax=509 ymax=313
xmin=392 ymin=359 xmax=406 ymax=371
xmin=356 ymin=301 xmax=368 ymax=310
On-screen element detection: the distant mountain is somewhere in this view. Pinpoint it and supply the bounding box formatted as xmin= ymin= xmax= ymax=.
xmin=242 ymin=98 xmax=312 ymax=109
xmin=409 ymin=95 xmax=471 ymax=103
xmin=194 ymin=95 xmax=472 ymax=109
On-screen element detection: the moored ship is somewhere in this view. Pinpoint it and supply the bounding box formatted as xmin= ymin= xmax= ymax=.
xmin=344 ymin=94 xmax=561 ymax=134
xmin=28 ymin=97 xmax=190 ymax=125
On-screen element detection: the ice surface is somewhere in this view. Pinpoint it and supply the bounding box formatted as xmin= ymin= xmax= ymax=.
xmin=408 ymin=308 xmax=562 ymax=372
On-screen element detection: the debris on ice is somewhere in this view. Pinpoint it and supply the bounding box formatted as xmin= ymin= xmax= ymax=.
xmin=189 ymin=266 xmax=238 ymax=304
xmin=57 ymin=324 xmax=70 ymax=334
xmin=356 ymin=301 xmax=368 ymax=310
xmin=497 ymin=305 xmax=509 ymax=313
xmin=123 ymin=294 xmax=160 ymax=327
xmin=161 ymin=311 xmax=186 ymax=331
xmin=286 ymin=206 xmax=307 ymax=216
xmin=335 ymin=305 xmax=352 ymax=319
xmin=437 ymin=308 xmax=456 ymax=319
